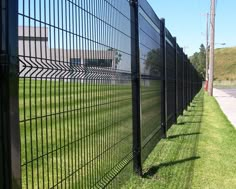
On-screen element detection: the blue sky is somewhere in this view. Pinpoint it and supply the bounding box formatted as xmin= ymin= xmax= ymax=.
xmin=147 ymin=0 xmax=236 ymax=56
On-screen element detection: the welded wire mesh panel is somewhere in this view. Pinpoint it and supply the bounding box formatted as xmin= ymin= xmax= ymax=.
xmin=18 ymin=0 xmax=133 ymax=188
xmin=183 ymin=56 xmax=186 ymax=110
xmin=186 ymin=61 xmax=190 ymax=105
xmin=188 ymin=61 xmax=193 ymax=104
xmin=177 ymin=47 xmax=183 ymax=116
xmin=192 ymin=69 xmax=201 ymax=98
xmin=0 ymin=75 xmax=4 ymax=189
xmin=183 ymin=55 xmax=188 ymax=110
xmin=188 ymin=63 xmax=192 ymax=104
xmin=165 ymin=30 xmax=176 ymax=129
xmin=139 ymin=0 xmax=162 ymax=162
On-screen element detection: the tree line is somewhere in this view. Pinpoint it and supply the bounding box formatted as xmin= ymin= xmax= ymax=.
xmin=189 ymin=44 xmax=206 ymax=79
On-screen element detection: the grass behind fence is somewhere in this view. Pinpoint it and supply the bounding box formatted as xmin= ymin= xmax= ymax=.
xmin=19 ymin=78 xmax=161 ymax=188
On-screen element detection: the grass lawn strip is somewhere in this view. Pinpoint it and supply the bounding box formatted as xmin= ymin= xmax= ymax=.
xmin=123 ymin=91 xmax=236 ymax=189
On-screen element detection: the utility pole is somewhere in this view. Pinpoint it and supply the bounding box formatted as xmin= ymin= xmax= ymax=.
xmin=205 ymin=13 xmax=209 ymax=81
xmin=208 ymin=0 xmax=215 ymax=96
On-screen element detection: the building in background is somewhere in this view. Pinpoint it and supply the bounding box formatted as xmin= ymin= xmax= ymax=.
xmin=18 ymin=27 xmax=129 ymax=83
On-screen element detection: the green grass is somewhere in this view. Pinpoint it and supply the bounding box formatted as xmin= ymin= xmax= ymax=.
xmin=214 ymin=46 xmax=236 ymax=81
xmin=19 ymin=79 xmax=161 ymax=188
xmin=123 ymin=91 xmax=236 ymax=189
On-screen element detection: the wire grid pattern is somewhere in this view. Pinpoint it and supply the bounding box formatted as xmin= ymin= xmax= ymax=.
xmin=165 ymin=30 xmax=176 ymax=129
xmin=18 ymin=0 xmax=133 ymax=188
xmin=138 ymin=0 xmax=162 ymax=162
xmin=187 ymin=62 xmax=191 ymax=105
xmin=183 ymin=56 xmax=188 ymax=109
xmin=0 ymin=66 xmax=4 ymax=189
xmin=187 ymin=62 xmax=193 ymax=105
xmin=176 ymin=46 xmax=184 ymax=116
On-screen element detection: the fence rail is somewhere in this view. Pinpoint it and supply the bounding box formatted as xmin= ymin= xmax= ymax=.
xmin=0 ymin=0 xmax=202 ymax=188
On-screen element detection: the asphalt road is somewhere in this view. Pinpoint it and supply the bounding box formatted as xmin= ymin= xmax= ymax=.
xmin=222 ymin=89 xmax=236 ymax=98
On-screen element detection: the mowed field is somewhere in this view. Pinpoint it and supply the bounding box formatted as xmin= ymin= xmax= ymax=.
xmin=19 ymin=78 xmax=161 ymax=188
xmin=214 ymin=47 xmax=236 ymax=81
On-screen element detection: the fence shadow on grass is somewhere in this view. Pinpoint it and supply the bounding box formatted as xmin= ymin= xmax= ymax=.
xmin=142 ymin=156 xmax=200 ymax=179
xmin=167 ymin=132 xmax=201 ymax=139
xmin=140 ymin=92 xmax=204 ymax=189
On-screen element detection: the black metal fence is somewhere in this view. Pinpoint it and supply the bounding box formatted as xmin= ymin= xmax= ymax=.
xmin=0 ymin=0 xmax=202 ymax=188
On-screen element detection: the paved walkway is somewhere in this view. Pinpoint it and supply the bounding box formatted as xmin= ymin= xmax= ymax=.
xmin=213 ymin=88 xmax=236 ymax=128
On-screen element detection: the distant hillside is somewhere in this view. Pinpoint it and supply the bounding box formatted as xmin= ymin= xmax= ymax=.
xmin=214 ymin=47 xmax=236 ymax=81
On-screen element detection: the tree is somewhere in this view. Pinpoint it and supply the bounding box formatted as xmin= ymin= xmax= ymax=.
xmin=144 ymin=48 xmax=161 ymax=77
xmin=189 ymin=44 xmax=206 ymax=79
xmin=107 ymin=48 xmax=122 ymax=69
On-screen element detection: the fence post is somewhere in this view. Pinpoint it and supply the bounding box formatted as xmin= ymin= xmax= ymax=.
xmin=130 ymin=0 xmax=142 ymax=176
xmin=160 ymin=18 xmax=167 ymax=138
xmin=0 ymin=0 xmax=21 ymax=188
